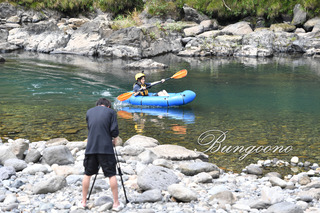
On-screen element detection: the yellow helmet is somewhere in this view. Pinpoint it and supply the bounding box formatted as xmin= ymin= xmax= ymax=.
xmin=135 ymin=72 xmax=145 ymax=81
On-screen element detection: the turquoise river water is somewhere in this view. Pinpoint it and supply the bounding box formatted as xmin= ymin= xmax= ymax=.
xmin=1 ymin=51 xmax=320 ymax=172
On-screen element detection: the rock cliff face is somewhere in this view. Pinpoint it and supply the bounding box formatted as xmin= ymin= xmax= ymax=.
xmin=1 ymin=3 xmax=320 ymax=58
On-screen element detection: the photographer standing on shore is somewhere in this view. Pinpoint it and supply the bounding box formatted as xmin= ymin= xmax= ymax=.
xmin=81 ymin=98 xmax=123 ymax=211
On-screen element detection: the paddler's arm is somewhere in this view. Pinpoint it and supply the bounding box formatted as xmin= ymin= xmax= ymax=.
xmin=150 ymin=79 xmax=166 ymax=86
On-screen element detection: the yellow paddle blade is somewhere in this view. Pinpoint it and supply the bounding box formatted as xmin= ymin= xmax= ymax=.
xmin=171 ymin=69 xmax=187 ymax=79
xmin=117 ymin=92 xmax=134 ymax=101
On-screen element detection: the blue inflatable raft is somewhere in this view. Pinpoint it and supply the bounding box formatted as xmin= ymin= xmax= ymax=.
xmin=123 ymin=90 xmax=196 ymax=107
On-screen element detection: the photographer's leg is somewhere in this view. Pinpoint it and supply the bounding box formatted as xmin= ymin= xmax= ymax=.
xmin=109 ymin=175 xmax=120 ymax=208
xmin=82 ymin=175 xmax=91 ymax=207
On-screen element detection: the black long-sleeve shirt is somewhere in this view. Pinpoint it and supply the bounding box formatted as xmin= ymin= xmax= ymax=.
xmin=85 ymin=106 xmax=119 ymax=154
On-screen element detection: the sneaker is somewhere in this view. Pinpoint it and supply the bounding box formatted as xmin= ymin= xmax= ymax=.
xmin=112 ymin=202 xmax=124 ymax=212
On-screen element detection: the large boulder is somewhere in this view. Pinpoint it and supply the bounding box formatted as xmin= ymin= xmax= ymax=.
xmin=149 ymin=144 xmax=207 ymax=160
xmin=137 ymin=165 xmax=180 ymax=190
xmin=221 ymin=21 xmax=253 ymax=35
xmin=292 ymin=4 xmax=307 ymax=26
xmin=183 ymin=5 xmax=209 ymax=23
xmin=0 ymin=145 xmax=17 ymax=165
xmin=22 ymin=164 xmax=50 ymax=175
xmin=42 ymin=145 xmax=74 ymax=165
xmin=33 ymin=175 xmax=67 ymax=194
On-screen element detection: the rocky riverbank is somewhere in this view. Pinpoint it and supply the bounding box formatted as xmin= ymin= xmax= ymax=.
xmin=0 ymin=136 xmax=319 ymax=213
xmin=1 ymin=3 xmax=320 ymax=59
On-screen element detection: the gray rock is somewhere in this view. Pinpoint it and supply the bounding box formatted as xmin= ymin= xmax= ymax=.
xmin=261 ymin=186 xmax=285 ymax=204
xmin=234 ymin=45 xmax=273 ymax=57
xmin=66 ymin=175 xmax=83 ymax=185
xmin=297 ymin=188 xmax=320 ymax=200
xmin=10 ymin=138 xmax=29 ymax=159
xmin=152 ymin=159 xmax=173 ymax=169
xmin=0 ymin=166 xmax=16 ymax=180
xmin=66 ymin=141 xmax=87 ymax=151
xmin=200 ymin=19 xmax=218 ymax=31
xmin=150 ymin=144 xmax=206 ymax=161
xmin=46 ymin=138 xmax=69 ymax=147
xmin=246 ymin=164 xmax=263 ymax=175
xmin=184 ymin=25 xmax=205 ymax=37
xmin=0 ymin=29 xmax=8 ymax=42
xmin=8 ymin=21 xmax=69 ymax=53
xmin=22 ymin=164 xmax=49 ymax=175
xmin=222 ymin=21 xmax=253 ymax=35
xmin=269 ymin=176 xmax=287 ymax=188
xmin=168 ymin=184 xmax=198 ymax=202
xmin=292 ymin=4 xmax=307 ymax=26
xmin=42 ymin=145 xmax=74 ymax=165
xmin=7 ymin=15 xmax=20 ymax=23
xmin=138 ymin=150 xmax=158 ymax=164
xmin=124 ymin=135 xmax=159 ymax=148
xmin=179 ymin=161 xmax=219 ymax=176
xmin=265 ymin=172 xmax=281 ymax=178
xmin=209 ymin=190 xmax=236 ymax=206
xmin=302 ymin=180 xmax=320 ymax=189
xmin=183 ymin=5 xmax=209 ymax=23
xmin=94 ymin=196 xmax=113 ymax=207
xmin=1 ymin=203 xmax=19 ymax=212
xmin=266 ymin=201 xmax=303 ymax=213
xmin=3 ymin=193 xmax=17 ymax=205
xmin=0 ymin=145 xmax=17 ymax=164
xmin=121 ymin=145 xmax=145 ymax=156
xmin=133 ymin=189 xmax=162 ymax=203
xmin=25 ymin=149 xmax=41 ymax=163
xmin=0 ymin=3 xmax=18 ymax=19
xmin=312 ymin=22 xmax=320 ymax=33
xmin=4 ymin=158 xmax=27 ymax=172
xmin=304 ymin=17 xmax=320 ymax=31
xmin=298 ymin=175 xmax=311 ymax=185
xmin=270 ymin=23 xmax=296 ymax=32
xmin=137 ymin=165 xmax=180 ymax=190
xmin=54 ymin=20 xmax=102 ymax=56
xmin=33 ymin=175 xmax=67 ymax=194
xmin=250 ymin=200 xmax=271 ymax=209
xmin=125 ymin=59 xmax=168 ymax=70
xmin=192 ymin=172 xmax=213 ymax=183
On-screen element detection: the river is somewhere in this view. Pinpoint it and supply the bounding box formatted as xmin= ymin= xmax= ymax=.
xmin=1 ymin=51 xmax=320 ymax=171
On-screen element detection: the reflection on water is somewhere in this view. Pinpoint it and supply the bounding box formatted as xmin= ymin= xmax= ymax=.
xmin=1 ymin=51 xmax=320 ymax=172
xmin=116 ymin=105 xmax=195 ymax=134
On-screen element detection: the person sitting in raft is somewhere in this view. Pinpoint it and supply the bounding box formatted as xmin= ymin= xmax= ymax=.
xmin=133 ymin=71 xmax=169 ymax=96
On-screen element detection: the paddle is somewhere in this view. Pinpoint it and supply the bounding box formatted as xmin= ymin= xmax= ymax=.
xmin=117 ymin=69 xmax=188 ymax=101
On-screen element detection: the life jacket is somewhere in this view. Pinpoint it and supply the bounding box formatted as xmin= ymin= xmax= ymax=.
xmin=133 ymin=82 xmax=148 ymax=96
